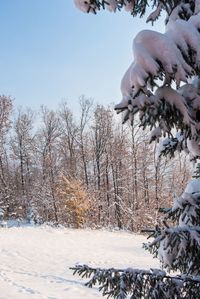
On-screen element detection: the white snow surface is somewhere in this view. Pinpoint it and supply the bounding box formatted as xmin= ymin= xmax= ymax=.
xmin=0 ymin=226 xmax=159 ymax=299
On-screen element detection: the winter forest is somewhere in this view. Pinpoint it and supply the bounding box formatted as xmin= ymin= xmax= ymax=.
xmin=0 ymin=96 xmax=191 ymax=230
xmin=2 ymin=0 xmax=200 ymax=298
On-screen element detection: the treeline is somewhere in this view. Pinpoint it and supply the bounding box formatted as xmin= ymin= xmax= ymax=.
xmin=0 ymin=95 xmax=192 ymax=230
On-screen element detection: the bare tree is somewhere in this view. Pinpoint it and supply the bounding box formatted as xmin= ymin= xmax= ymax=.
xmin=10 ymin=107 xmax=35 ymax=217
xmin=90 ymin=105 xmax=113 ymax=224
xmin=59 ymin=102 xmax=78 ymax=177
xmin=0 ymin=96 xmax=12 ymax=217
xmin=0 ymin=97 xmax=192 ymax=229
xmin=77 ymin=96 xmax=93 ymax=187
xmin=37 ymin=106 xmax=61 ymax=224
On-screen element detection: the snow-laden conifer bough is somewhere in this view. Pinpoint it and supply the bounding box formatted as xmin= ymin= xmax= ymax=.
xmin=72 ymin=0 xmax=200 ymax=298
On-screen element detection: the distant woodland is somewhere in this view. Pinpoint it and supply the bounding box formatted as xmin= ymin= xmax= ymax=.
xmin=0 ymin=95 xmax=192 ymax=230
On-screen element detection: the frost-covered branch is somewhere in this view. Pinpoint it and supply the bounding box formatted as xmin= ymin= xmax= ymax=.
xmin=75 ymin=0 xmax=200 ymax=158
xmin=71 ymin=264 xmax=200 ymax=298
xmin=74 ymin=0 xmax=197 ymax=21
xmin=144 ymin=225 xmax=200 ymax=274
xmin=74 ymin=0 xmax=155 ymax=16
xmin=157 ymin=134 xmax=187 ymax=158
xmin=112 ymin=2 xmax=200 ymax=157
xmin=161 ymin=188 xmax=200 ymax=225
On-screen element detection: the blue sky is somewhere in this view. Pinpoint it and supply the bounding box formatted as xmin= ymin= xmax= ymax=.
xmin=0 ymin=1 xmax=164 ymax=111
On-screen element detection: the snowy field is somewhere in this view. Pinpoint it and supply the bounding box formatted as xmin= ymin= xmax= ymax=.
xmin=0 ymin=226 xmax=159 ymax=299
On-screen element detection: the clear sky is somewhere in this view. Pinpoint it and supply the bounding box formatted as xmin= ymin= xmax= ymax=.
xmin=0 ymin=0 xmax=164 ymax=112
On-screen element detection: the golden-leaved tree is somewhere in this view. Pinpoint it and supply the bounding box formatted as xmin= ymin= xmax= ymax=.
xmin=56 ymin=175 xmax=91 ymax=228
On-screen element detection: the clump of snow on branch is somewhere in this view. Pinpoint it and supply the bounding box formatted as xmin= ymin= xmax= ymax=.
xmin=74 ymin=0 xmax=136 ymax=14
xmin=74 ymin=0 xmax=98 ymax=13
xmin=147 ymin=225 xmax=200 ymax=273
xmin=113 ymin=3 xmax=200 ymax=158
xmin=146 ymin=3 xmax=163 ymax=24
xmin=105 ymin=0 xmax=118 ymax=12
xmin=144 ymin=174 xmax=200 ymax=273
xmin=118 ymin=16 xmax=200 ymax=108
xmin=74 ymin=2 xmax=200 ymax=158
xmin=185 ymin=178 xmax=200 ymax=194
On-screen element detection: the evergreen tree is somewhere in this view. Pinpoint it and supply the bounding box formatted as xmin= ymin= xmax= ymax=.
xmin=72 ymin=0 xmax=200 ymax=298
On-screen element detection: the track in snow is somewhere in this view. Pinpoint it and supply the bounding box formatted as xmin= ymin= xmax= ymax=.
xmin=0 ymin=227 xmax=159 ymax=299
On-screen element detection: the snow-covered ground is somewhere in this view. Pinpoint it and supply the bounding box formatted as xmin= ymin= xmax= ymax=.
xmin=0 ymin=226 xmax=159 ymax=299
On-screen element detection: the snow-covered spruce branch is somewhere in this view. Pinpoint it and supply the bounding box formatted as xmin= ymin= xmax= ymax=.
xmin=144 ymin=225 xmax=200 ymax=274
xmin=74 ymin=0 xmax=153 ymax=16
xmin=75 ymin=1 xmax=200 ymax=160
xmin=159 ymin=190 xmax=200 ymax=225
xmin=74 ymin=0 xmax=193 ymax=21
xmin=113 ymin=2 xmax=200 ymax=158
xmin=117 ymin=88 xmax=193 ymax=137
xmin=70 ymin=264 xmax=200 ymax=298
xmin=157 ymin=134 xmax=188 ymax=158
